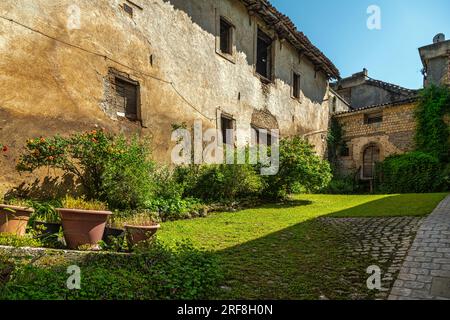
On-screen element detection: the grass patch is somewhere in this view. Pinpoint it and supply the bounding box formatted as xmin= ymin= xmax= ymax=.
xmin=327 ymin=193 xmax=448 ymax=218
xmin=158 ymin=193 xmax=447 ymax=299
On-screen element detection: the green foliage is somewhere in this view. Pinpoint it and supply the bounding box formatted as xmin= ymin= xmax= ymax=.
xmin=101 ymin=136 xmax=156 ymax=209
xmin=176 ymin=163 xmax=263 ymax=203
xmin=327 ymin=118 xmax=345 ymax=169
xmin=415 ymin=85 xmax=450 ymax=161
xmin=28 ymin=200 xmax=61 ymax=224
xmin=0 ymin=233 xmax=43 ymax=248
xmin=0 ymin=240 xmax=223 ymax=300
xmin=322 ymin=175 xmax=358 ymax=195
xmin=376 ymin=151 xmax=442 ymax=193
xmin=61 ymin=196 xmax=108 ymax=211
xmin=262 ymin=137 xmax=332 ymax=199
xmin=16 ymin=130 xmax=155 ymax=210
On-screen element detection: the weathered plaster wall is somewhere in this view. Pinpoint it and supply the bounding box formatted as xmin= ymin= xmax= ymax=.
xmin=419 ymin=40 xmax=450 ymax=87
xmin=334 ymin=103 xmax=417 ymax=176
xmin=0 ymin=0 xmax=331 ymax=193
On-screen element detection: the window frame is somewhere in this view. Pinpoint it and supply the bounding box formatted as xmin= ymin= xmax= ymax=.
xmin=114 ymin=74 xmax=141 ymax=123
xmin=364 ymin=112 xmax=383 ymax=125
xmin=216 ymin=15 xmax=236 ymax=63
xmin=292 ymin=71 xmax=301 ymax=100
xmin=255 ymin=27 xmax=274 ymax=82
xmin=220 ymin=113 xmax=236 ymax=146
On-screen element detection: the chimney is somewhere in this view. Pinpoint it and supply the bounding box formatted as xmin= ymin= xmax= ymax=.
xmin=433 ymin=33 xmax=445 ymax=44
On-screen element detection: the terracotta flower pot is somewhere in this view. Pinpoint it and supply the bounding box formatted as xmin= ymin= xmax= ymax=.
xmin=125 ymin=224 xmax=161 ymax=246
xmin=57 ymin=208 xmax=112 ymax=250
xmin=0 ymin=204 xmax=34 ymax=236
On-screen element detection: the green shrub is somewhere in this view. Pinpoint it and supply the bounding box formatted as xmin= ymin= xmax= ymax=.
xmin=16 ymin=130 xmax=155 ymax=210
xmin=262 ymin=137 xmax=332 ymax=199
xmin=0 ymin=240 xmax=223 ymax=300
xmin=377 ymin=151 xmax=441 ymax=193
xmin=176 ymin=163 xmax=263 ymax=203
xmin=101 ymin=136 xmax=156 ymax=209
xmin=0 ymin=233 xmax=43 ymax=248
xmin=323 ymin=175 xmax=357 ymax=195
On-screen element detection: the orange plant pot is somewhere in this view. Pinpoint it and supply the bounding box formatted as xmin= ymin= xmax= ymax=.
xmin=58 ymin=208 xmax=112 ymax=250
xmin=125 ymin=224 xmax=161 ymax=247
xmin=0 ymin=205 xmax=34 ymax=236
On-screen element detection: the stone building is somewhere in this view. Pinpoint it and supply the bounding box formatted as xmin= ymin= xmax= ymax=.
xmin=332 ymin=35 xmax=450 ymax=181
xmin=0 ymin=0 xmax=340 ymax=193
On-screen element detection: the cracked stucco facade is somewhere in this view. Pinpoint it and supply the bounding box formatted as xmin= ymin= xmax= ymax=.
xmin=0 ymin=0 xmax=335 ymax=194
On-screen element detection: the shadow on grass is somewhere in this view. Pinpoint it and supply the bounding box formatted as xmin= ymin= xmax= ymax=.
xmin=210 ymin=194 xmax=447 ymax=300
xmin=213 ymin=218 xmax=375 ymax=300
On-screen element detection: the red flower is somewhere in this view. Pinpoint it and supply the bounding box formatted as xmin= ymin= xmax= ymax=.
xmin=2 ymin=145 xmax=8 ymax=152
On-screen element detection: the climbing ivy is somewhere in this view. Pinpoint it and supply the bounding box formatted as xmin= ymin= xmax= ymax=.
xmin=327 ymin=118 xmax=344 ymax=170
xmin=414 ymin=85 xmax=450 ymax=162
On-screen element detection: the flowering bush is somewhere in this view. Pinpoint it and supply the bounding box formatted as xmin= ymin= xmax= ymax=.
xmin=16 ymin=129 xmax=155 ymax=209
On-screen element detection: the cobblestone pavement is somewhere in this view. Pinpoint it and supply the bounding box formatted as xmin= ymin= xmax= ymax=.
xmin=320 ymin=216 xmax=423 ymax=299
xmin=389 ymin=195 xmax=450 ymax=300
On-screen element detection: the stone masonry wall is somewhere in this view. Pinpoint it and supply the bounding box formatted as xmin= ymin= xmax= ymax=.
xmin=334 ymin=102 xmax=417 ymax=176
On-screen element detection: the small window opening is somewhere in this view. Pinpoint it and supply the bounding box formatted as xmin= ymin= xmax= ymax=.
xmin=252 ymin=126 xmax=273 ymax=146
xmin=340 ymin=141 xmax=350 ymax=157
xmin=364 ymin=113 xmax=383 ymax=125
xmin=123 ymin=3 xmax=133 ymax=17
xmin=332 ymin=97 xmax=337 ymax=113
xmin=256 ymin=29 xmax=272 ymax=79
xmin=220 ymin=18 xmax=233 ymax=55
xmin=293 ymin=72 xmax=301 ymax=99
xmin=221 ymin=115 xmax=235 ymax=145
xmin=115 ymin=77 xmax=139 ymax=121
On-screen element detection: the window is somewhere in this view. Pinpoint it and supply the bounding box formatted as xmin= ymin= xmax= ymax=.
xmin=332 ymin=97 xmax=337 ymax=113
xmin=123 ymin=3 xmax=133 ymax=17
xmin=221 ymin=115 xmax=235 ymax=145
xmin=364 ymin=112 xmax=383 ymax=124
xmin=256 ymin=29 xmax=272 ymax=80
xmin=293 ymin=72 xmax=301 ymax=99
xmin=340 ymin=141 xmax=350 ymax=157
xmin=252 ymin=126 xmax=273 ymax=146
xmin=220 ymin=18 xmax=233 ymax=55
xmin=115 ymin=77 xmax=139 ymax=121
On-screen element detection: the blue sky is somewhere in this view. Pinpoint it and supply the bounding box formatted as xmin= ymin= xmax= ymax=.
xmin=270 ymin=0 xmax=450 ymax=89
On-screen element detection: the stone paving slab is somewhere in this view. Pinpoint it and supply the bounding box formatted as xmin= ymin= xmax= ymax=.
xmin=389 ymin=195 xmax=450 ymax=300
xmin=320 ymin=216 xmax=423 ymax=299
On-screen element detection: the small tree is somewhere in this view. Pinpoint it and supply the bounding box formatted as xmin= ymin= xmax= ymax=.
xmin=16 ymin=129 xmax=155 ymax=209
xmin=263 ymin=137 xmax=332 ymax=199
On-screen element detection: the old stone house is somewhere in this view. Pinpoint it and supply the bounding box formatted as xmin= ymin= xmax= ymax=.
xmin=332 ymin=35 xmax=450 ymax=180
xmin=0 ymin=0 xmax=340 ymax=193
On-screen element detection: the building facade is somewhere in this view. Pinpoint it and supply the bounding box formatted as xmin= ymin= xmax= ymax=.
xmin=0 ymin=0 xmax=340 ymax=193
xmin=332 ymin=35 xmax=450 ymax=180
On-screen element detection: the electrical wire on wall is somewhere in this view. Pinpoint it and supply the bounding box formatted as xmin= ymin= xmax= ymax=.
xmin=0 ymin=15 xmax=215 ymax=122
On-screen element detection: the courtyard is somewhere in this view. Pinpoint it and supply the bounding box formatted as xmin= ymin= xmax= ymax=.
xmin=2 ymin=193 xmax=447 ymax=300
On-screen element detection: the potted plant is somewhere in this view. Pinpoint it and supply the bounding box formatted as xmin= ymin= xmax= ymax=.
xmin=0 ymin=199 xmax=34 ymax=236
xmin=57 ymin=197 xmax=112 ymax=250
xmin=121 ymin=212 xmax=161 ymax=247
xmin=30 ymin=200 xmax=62 ymax=238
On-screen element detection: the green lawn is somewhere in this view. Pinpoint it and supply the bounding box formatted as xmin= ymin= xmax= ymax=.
xmin=158 ymin=193 xmax=448 ymax=299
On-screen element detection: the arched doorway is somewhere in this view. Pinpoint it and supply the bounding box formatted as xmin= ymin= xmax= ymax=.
xmin=362 ymin=144 xmax=380 ymax=179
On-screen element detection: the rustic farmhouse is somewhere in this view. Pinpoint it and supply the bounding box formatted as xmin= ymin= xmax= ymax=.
xmin=0 ymin=0 xmax=342 ymax=193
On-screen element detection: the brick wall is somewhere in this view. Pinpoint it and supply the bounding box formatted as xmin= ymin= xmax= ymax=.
xmin=333 ymin=102 xmax=417 ymax=176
